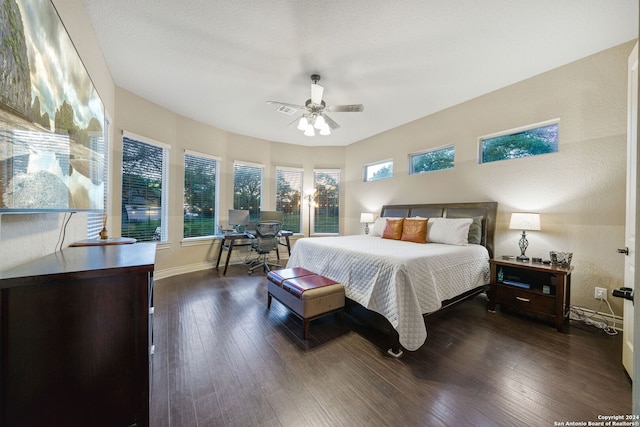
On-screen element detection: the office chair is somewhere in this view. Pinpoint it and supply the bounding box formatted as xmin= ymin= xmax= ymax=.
xmin=247 ymin=220 xmax=282 ymax=274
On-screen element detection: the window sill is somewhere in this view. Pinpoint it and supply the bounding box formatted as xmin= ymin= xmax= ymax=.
xmin=181 ymin=236 xmax=219 ymax=247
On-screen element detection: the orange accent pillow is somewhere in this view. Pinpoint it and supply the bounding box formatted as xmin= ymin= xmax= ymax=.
xmin=382 ymin=218 xmax=404 ymax=240
xmin=401 ymin=218 xmax=428 ymax=243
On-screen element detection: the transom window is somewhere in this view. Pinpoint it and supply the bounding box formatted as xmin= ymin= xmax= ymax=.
xmin=409 ymin=145 xmax=454 ymax=174
xmin=364 ymin=160 xmax=393 ymax=182
xmin=480 ymin=120 xmax=559 ymax=164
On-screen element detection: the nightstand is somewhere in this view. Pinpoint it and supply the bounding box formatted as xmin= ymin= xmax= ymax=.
xmin=487 ymin=258 xmax=573 ymax=331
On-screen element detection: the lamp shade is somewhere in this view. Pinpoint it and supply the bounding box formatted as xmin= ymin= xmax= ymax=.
xmin=304 ymin=125 xmax=315 ymax=136
xmin=360 ymin=212 xmax=375 ymax=224
xmin=509 ymin=212 xmax=541 ymax=231
xmin=314 ymin=115 xmax=326 ymax=129
xmin=297 ymin=116 xmax=309 ymax=131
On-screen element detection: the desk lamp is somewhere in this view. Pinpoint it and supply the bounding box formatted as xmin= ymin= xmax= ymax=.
xmin=509 ymin=212 xmax=541 ymax=261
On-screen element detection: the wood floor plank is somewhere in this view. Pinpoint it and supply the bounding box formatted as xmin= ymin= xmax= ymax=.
xmin=151 ymin=266 xmax=632 ymax=426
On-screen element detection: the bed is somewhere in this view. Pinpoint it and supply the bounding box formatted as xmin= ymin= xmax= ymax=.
xmin=286 ymin=201 xmax=497 ymax=355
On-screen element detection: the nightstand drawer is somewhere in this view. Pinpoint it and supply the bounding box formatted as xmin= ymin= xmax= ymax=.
xmin=496 ymin=285 xmax=555 ymax=316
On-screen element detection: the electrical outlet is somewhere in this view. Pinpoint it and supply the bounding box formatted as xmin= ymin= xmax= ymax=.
xmin=595 ymin=287 xmax=607 ymax=300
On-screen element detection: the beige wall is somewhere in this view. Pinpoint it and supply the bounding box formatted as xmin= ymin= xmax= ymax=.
xmin=0 ymin=0 xmax=116 ymax=271
xmin=344 ymin=40 xmax=635 ymax=314
xmin=113 ymin=87 xmax=345 ymax=277
xmin=0 ymin=0 xmax=634 ymax=318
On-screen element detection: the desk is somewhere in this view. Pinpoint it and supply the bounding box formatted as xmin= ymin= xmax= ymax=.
xmin=279 ymin=230 xmax=293 ymax=256
xmin=71 ymin=237 xmax=137 ymax=246
xmin=215 ymin=230 xmax=293 ymax=275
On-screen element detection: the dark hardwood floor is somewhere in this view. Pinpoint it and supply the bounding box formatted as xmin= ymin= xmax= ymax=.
xmin=150 ymin=265 xmax=632 ymax=427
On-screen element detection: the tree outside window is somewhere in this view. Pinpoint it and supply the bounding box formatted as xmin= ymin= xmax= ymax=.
xmin=184 ymin=152 xmax=218 ymax=238
xmin=480 ymin=122 xmax=558 ymax=164
xmin=365 ymin=160 xmax=393 ymax=181
xmin=233 ymin=162 xmax=262 ymax=221
xmin=410 ymin=146 xmax=454 ymax=174
xmin=121 ymin=135 xmax=169 ymax=242
xmin=276 ymin=167 xmax=302 ymax=232
xmin=314 ymin=170 xmax=340 ymax=234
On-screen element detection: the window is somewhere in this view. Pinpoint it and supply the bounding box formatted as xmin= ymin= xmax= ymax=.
xmin=313 ymin=170 xmax=340 ymax=234
xmin=364 ymin=160 xmax=393 ymax=182
xmin=233 ymin=161 xmax=263 ymax=221
xmin=410 ymin=145 xmax=454 ymax=174
xmin=276 ymin=167 xmax=302 ymax=233
xmin=184 ymin=151 xmax=219 ymax=238
xmin=480 ymin=121 xmax=559 ymax=164
xmin=121 ymin=133 xmax=170 ymax=242
xmin=87 ymin=116 xmax=109 ymax=238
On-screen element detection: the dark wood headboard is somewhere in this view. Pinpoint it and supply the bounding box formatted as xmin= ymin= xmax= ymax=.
xmin=380 ymin=201 xmax=498 ymax=258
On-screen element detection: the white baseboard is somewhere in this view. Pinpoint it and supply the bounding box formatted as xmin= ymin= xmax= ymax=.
xmin=570 ymin=305 xmax=623 ymax=332
xmin=153 ymin=261 xmax=215 ymax=280
xmin=154 ymin=256 xmax=289 ymax=280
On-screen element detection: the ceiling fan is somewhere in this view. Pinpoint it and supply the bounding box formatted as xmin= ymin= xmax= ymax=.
xmin=267 ymin=74 xmax=364 ymax=136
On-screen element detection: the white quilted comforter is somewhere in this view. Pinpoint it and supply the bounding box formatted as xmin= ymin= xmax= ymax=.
xmin=286 ymin=235 xmax=490 ymax=351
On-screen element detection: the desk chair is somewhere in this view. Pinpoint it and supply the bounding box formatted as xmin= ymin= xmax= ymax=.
xmin=247 ymin=220 xmax=282 ymax=274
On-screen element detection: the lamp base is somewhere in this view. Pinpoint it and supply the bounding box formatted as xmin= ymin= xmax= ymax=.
xmin=517 ymin=232 xmax=529 ymax=262
xmin=364 ymin=223 xmax=370 ymax=235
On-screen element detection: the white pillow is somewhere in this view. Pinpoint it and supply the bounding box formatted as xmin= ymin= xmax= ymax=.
xmin=371 ymin=217 xmax=387 ymax=237
xmin=427 ymin=217 xmax=473 ymax=245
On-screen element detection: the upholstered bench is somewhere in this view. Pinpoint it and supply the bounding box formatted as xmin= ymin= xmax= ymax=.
xmin=266 ymin=268 xmax=345 ymax=339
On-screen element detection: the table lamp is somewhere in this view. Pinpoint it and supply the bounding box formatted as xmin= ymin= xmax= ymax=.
xmin=360 ymin=212 xmax=375 ymax=235
xmin=509 ymin=212 xmax=541 ymax=261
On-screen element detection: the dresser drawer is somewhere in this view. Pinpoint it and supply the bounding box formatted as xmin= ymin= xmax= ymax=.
xmin=496 ymin=285 xmax=555 ymax=316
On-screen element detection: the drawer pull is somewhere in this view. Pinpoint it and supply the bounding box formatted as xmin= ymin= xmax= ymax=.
xmin=516 ymin=296 xmax=531 ymax=303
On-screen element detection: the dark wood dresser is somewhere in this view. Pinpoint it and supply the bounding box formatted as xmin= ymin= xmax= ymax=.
xmin=0 ymin=243 xmax=156 ymax=427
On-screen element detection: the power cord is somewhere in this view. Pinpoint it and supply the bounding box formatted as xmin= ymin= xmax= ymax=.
xmin=569 ymin=297 xmax=619 ymax=335
xmin=244 ymin=248 xmax=259 ymax=265
xmin=55 ymin=212 xmax=74 ymax=252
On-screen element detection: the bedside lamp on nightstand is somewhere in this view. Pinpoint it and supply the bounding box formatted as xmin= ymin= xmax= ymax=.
xmin=360 ymin=212 xmax=374 ymax=235
xmin=509 ymin=212 xmax=541 ymax=261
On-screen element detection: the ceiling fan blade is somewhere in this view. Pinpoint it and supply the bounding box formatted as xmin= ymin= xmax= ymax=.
xmin=267 ymin=101 xmax=305 ymax=110
xmin=287 ymin=115 xmax=304 ymax=127
xmin=322 ymin=113 xmax=341 ymax=130
xmin=311 ymin=83 xmax=324 ymax=105
xmin=324 ymin=104 xmax=364 ymax=113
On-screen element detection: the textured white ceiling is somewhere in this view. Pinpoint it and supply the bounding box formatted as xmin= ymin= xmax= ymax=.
xmin=82 ymin=0 xmax=638 ymax=147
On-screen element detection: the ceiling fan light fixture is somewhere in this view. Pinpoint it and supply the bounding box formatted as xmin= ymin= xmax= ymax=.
xmin=304 ymin=124 xmax=315 ymax=136
xmin=314 ymin=114 xmax=326 ymax=129
xmin=297 ymin=116 xmax=309 ymax=130
xmin=319 ymin=125 xmax=331 ymax=136
xmin=269 ymin=73 xmax=363 ymax=137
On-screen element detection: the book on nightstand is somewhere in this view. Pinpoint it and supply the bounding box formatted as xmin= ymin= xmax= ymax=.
xmin=502 ymin=279 xmax=531 ymax=289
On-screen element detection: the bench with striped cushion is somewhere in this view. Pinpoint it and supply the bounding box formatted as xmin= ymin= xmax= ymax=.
xmin=267 ymin=268 xmax=345 ymax=339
